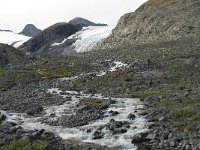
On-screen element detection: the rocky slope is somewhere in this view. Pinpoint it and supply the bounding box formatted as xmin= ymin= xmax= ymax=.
xmin=0 ymin=43 xmax=25 ymax=67
xmin=19 ymin=24 xmax=42 ymax=37
xmin=20 ymin=23 xmax=82 ymax=53
xmin=69 ymin=17 xmax=107 ymax=27
xmin=99 ymin=0 xmax=200 ymax=49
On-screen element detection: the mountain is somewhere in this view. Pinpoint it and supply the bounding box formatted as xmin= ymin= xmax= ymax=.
xmin=20 ymin=22 xmax=82 ymax=52
xmin=19 ymin=24 xmax=42 ymax=37
xmin=0 ymin=43 xmax=25 ymax=67
xmin=0 ymin=30 xmax=30 ymax=48
xmin=69 ymin=17 xmax=107 ymax=27
xmin=20 ymin=22 xmax=111 ymax=54
xmin=99 ymin=0 xmax=200 ymax=49
xmin=51 ymin=26 xmax=114 ymax=54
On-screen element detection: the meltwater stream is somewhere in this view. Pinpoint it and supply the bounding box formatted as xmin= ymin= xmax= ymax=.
xmin=1 ymin=62 xmax=149 ymax=150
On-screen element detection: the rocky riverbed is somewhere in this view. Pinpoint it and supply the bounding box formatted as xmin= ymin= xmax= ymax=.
xmin=0 ymin=61 xmax=150 ymax=150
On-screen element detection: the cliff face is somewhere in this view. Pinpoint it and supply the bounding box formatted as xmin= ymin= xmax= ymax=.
xmin=99 ymin=0 xmax=200 ymax=49
xmin=20 ymin=23 xmax=82 ymax=52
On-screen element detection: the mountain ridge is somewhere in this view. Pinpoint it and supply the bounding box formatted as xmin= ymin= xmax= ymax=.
xmin=98 ymin=0 xmax=200 ymax=49
xmin=69 ymin=17 xmax=107 ymax=27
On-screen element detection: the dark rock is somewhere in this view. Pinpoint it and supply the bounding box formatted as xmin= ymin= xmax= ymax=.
xmin=128 ymin=113 xmax=136 ymax=120
xmin=27 ymin=105 xmax=43 ymax=115
xmin=131 ymin=132 xmax=148 ymax=144
xmin=109 ymin=110 xmax=119 ymax=116
xmin=0 ymin=113 xmax=6 ymax=121
xmin=92 ymin=130 xmax=104 ymax=139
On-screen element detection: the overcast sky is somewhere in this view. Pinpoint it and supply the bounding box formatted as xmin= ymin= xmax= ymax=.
xmin=0 ymin=0 xmax=147 ymax=32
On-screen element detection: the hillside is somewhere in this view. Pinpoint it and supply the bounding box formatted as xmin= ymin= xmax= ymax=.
xmin=0 ymin=43 xmax=25 ymax=67
xmin=99 ymin=0 xmax=200 ymax=49
xmin=20 ymin=23 xmax=82 ymax=52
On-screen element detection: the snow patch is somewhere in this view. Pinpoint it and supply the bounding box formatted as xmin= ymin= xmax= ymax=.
xmin=0 ymin=31 xmax=30 ymax=47
xmin=70 ymin=26 xmax=114 ymax=52
xmin=51 ymin=39 xmax=67 ymax=47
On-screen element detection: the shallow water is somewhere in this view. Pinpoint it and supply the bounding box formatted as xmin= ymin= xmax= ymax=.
xmin=1 ymin=61 xmax=148 ymax=150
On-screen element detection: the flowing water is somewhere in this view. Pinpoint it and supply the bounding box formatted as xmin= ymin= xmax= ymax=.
xmin=1 ymin=62 xmax=149 ymax=150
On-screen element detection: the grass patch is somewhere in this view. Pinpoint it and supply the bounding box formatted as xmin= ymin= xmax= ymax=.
xmin=0 ymin=139 xmax=47 ymax=150
xmin=84 ymin=98 xmax=103 ymax=105
xmin=161 ymin=100 xmax=200 ymax=132
xmin=129 ymin=91 xmax=170 ymax=98
xmin=0 ymin=68 xmax=7 ymax=78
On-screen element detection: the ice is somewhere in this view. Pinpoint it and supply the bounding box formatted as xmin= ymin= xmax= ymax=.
xmin=51 ymin=38 xmax=67 ymax=46
xmin=71 ymin=26 xmax=114 ymax=52
xmin=51 ymin=26 xmax=114 ymax=53
xmin=0 ymin=31 xmax=30 ymax=47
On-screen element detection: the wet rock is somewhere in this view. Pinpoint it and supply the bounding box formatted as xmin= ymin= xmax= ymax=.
xmin=27 ymin=105 xmax=43 ymax=115
xmin=113 ymin=128 xmax=127 ymax=134
xmin=0 ymin=113 xmax=6 ymax=121
xmin=92 ymin=130 xmax=104 ymax=139
xmin=146 ymin=133 xmax=156 ymax=140
xmin=128 ymin=113 xmax=136 ymax=120
xmin=60 ymin=91 xmax=67 ymax=95
xmin=109 ymin=110 xmax=119 ymax=116
xmin=131 ymin=132 xmax=148 ymax=144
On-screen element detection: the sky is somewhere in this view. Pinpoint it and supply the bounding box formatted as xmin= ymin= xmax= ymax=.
xmin=0 ymin=0 xmax=147 ymax=32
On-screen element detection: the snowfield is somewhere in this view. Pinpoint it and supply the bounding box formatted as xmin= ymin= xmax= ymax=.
xmin=52 ymin=26 xmax=114 ymax=53
xmin=0 ymin=30 xmax=30 ymax=47
xmin=70 ymin=26 xmax=114 ymax=52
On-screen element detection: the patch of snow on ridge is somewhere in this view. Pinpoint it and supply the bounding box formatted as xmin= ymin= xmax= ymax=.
xmin=68 ymin=26 xmax=114 ymax=52
xmin=51 ymin=39 xmax=67 ymax=47
xmin=0 ymin=31 xmax=30 ymax=47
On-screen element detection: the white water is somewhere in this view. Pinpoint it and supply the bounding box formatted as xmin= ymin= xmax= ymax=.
xmin=3 ymin=89 xmax=147 ymax=150
xmin=1 ymin=61 xmax=148 ymax=150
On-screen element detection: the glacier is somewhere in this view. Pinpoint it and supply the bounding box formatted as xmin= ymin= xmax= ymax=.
xmin=0 ymin=30 xmax=30 ymax=47
xmin=52 ymin=26 xmax=114 ymax=53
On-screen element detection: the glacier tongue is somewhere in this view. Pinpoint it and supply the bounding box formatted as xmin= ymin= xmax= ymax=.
xmin=66 ymin=26 xmax=114 ymax=53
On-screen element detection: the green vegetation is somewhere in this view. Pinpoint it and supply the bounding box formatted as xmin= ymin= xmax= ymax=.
xmin=0 ymin=68 xmax=7 ymax=78
xmin=129 ymin=91 xmax=170 ymax=98
xmin=84 ymin=98 xmax=103 ymax=105
xmin=0 ymin=54 xmax=101 ymax=91
xmin=161 ymin=99 xmax=200 ymax=132
xmin=0 ymin=139 xmax=47 ymax=150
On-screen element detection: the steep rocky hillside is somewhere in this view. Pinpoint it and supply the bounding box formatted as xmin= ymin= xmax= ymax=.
xmin=99 ymin=0 xmax=200 ymax=49
xmin=20 ymin=23 xmax=82 ymax=52
xmin=0 ymin=43 xmax=25 ymax=67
